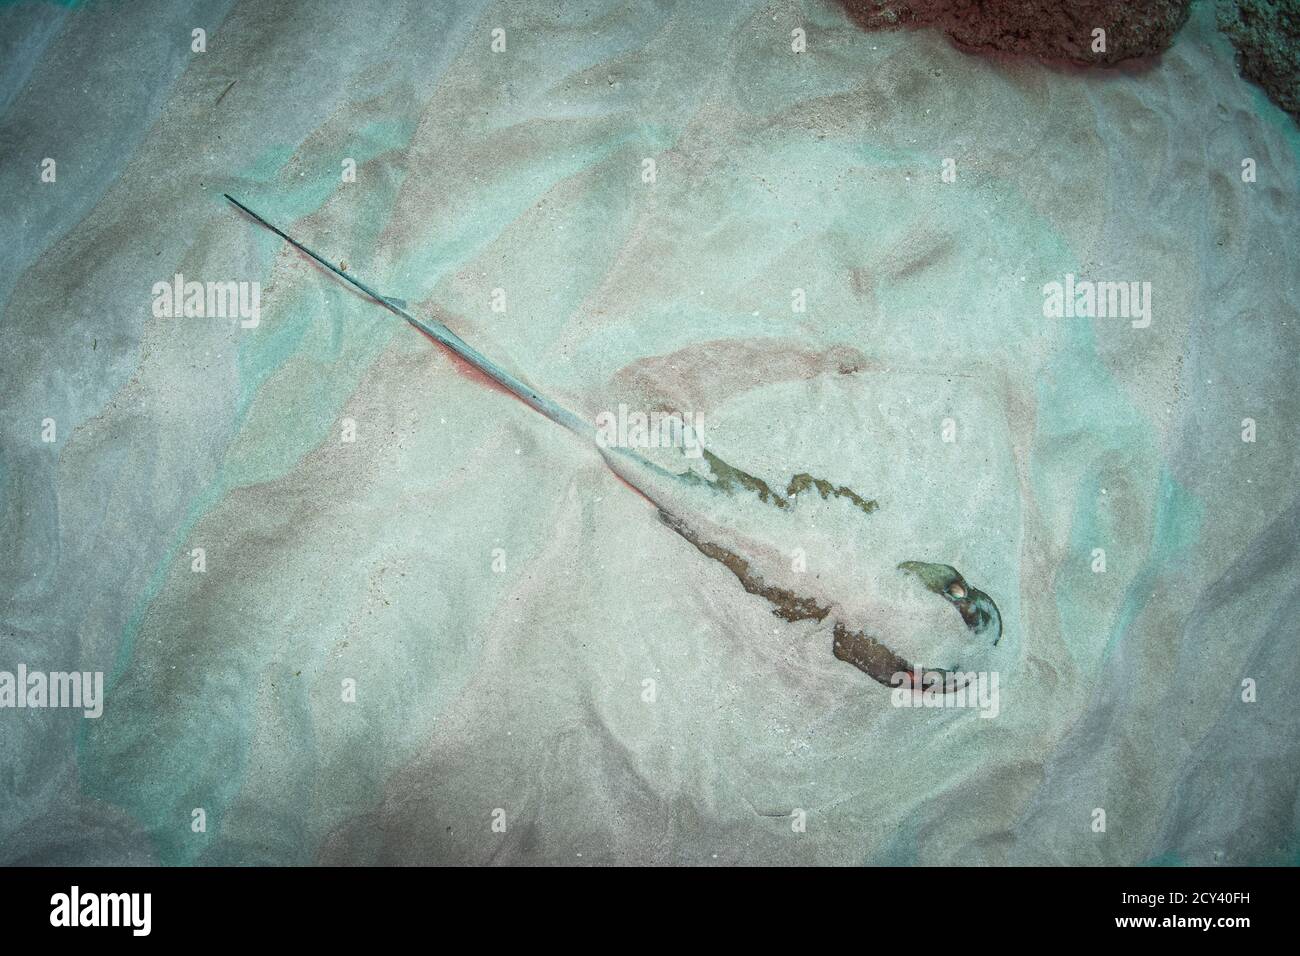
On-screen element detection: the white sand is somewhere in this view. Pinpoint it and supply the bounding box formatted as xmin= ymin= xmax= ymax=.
xmin=0 ymin=0 xmax=1297 ymax=865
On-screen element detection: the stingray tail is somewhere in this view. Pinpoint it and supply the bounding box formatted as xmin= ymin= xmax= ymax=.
xmin=224 ymin=194 xmax=592 ymax=439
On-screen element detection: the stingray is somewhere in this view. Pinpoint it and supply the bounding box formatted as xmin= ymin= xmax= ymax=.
xmin=225 ymin=194 xmax=1002 ymax=692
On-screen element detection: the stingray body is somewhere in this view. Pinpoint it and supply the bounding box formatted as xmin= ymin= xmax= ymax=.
xmin=226 ymin=195 xmax=1002 ymax=690
xmin=600 ymin=441 xmax=1002 ymax=689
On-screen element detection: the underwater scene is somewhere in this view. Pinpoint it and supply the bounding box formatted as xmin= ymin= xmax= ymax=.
xmin=1 ymin=0 xmax=1298 ymax=871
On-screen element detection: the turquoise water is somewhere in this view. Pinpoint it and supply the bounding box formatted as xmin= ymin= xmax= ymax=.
xmin=1 ymin=0 xmax=1297 ymax=865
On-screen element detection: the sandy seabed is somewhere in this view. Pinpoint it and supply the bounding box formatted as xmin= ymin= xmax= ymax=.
xmin=1 ymin=0 xmax=1297 ymax=865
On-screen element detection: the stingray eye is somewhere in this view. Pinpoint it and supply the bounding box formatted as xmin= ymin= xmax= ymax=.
xmin=946 ymin=581 xmax=967 ymax=599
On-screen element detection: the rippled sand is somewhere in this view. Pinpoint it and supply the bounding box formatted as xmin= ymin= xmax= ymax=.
xmin=1 ymin=0 xmax=1297 ymax=865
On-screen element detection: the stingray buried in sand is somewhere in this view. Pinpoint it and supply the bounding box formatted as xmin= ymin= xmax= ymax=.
xmin=226 ymin=194 xmax=1004 ymax=692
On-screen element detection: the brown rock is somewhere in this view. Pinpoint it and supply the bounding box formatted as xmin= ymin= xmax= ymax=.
xmin=1217 ymin=0 xmax=1300 ymax=121
xmin=838 ymin=0 xmax=1193 ymax=65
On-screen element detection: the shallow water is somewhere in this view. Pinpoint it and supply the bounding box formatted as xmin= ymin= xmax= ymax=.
xmin=1 ymin=0 xmax=1297 ymax=865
